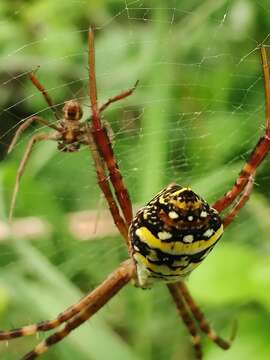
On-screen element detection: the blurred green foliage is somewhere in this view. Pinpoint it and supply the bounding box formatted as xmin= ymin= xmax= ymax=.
xmin=0 ymin=0 xmax=270 ymax=359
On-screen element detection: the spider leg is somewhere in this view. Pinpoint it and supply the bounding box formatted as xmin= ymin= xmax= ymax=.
xmin=20 ymin=260 xmax=135 ymax=360
xmin=88 ymin=28 xmax=133 ymax=225
xmin=177 ymin=281 xmax=236 ymax=349
xmin=99 ymin=80 xmax=139 ymax=113
xmin=213 ymin=47 xmax=270 ymax=214
xmin=222 ymin=174 xmax=254 ymax=228
xmin=167 ymin=283 xmax=202 ymax=360
xmin=30 ymin=68 xmax=60 ymax=120
xmin=86 ymin=130 xmax=129 ymax=243
xmin=8 ymin=116 xmax=59 ymax=154
xmin=0 ymin=260 xmax=134 ymax=340
xmin=261 ymin=47 xmax=270 ymax=126
xmin=9 ymin=132 xmax=58 ymax=221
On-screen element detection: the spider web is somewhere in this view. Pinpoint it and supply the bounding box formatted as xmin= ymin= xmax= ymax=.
xmin=0 ymin=1 xmax=270 ymax=360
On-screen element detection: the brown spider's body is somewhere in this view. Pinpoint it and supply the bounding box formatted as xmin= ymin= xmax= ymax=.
xmin=56 ymin=101 xmax=87 ymax=152
xmin=7 ymin=99 xmax=89 ymax=220
xmin=8 ymin=67 xmax=137 ymax=222
xmin=4 ymin=29 xmax=270 ymax=360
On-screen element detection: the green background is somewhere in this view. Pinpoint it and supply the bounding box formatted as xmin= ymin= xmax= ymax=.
xmin=0 ymin=0 xmax=270 ymax=359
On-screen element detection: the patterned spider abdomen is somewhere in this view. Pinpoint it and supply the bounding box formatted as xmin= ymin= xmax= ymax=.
xmin=129 ymin=184 xmax=223 ymax=288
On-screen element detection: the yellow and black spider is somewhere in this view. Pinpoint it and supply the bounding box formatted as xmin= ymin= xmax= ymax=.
xmin=3 ymin=29 xmax=270 ymax=360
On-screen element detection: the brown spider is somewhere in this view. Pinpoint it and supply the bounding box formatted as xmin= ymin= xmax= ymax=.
xmin=2 ymin=29 xmax=270 ymax=360
xmin=8 ymin=66 xmax=138 ymax=222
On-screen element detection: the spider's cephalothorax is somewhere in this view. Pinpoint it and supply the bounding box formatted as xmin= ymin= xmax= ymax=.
xmin=129 ymin=184 xmax=223 ymax=288
xmin=57 ymin=100 xmax=84 ymax=152
xmin=8 ymin=96 xmax=90 ymax=220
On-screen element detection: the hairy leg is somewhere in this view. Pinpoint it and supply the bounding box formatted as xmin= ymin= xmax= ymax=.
xmin=8 ymin=116 xmax=58 ymax=154
xmin=88 ymin=28 xmax=133 ymax=225
xmin=177 ymin=281 xmax=236 ymax=349
xmin=20 ymin=260 xmax=135 ymax=360
xmin=213 ymin=48 xmax=270 ymax=214
xmin=29 ymin=69 xmax=60 ymax=120
xmin=99 ymin=80 xmax=139 ymax=113
xmin=167 ymin=283 xmax=202 ymax=360
xmin=9 ymin=132 xmax=57 ymax=221
xmin=86 ymin=129 xmax=129 ymax=244
xmin=222 ymin=174 xmax=254 ymax=228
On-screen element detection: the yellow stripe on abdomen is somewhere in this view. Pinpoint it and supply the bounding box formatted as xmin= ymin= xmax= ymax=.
xmin=135 ymin=225 xmax=223 ymax=256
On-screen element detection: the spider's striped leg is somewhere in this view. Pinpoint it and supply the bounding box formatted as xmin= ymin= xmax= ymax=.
xmin=213 ymin=47 xmax=270 ymax=214
xmin=86 ymin=130 xmax=129 ymax=243
xmin=8 ymin=116 xmax=59 ymax=154
xmin=99 ymin=80 xmax=139 ymax=113
xmin=0 ymin=292 xmax=95 ymax=339
xmin=212 ymin=134 xmax=269 ymax=213
xmin=90 ymin=123 xmax=133 ymax=224
xmin=20 ymin=260 xmax=135 ymax=360
xmin=88 ymin=28 xmax=133 ymax=225
xmin=29 ymin=68 xmax=60 ymax=120
xmin=167 ymin=283 xmax=202 ymax=360
xmin=9 ymin=132 xmax=58 ymax=221
xmin=177 ymin=281 xmax=236 ymax=350
xmin=0 ymin=260 xmax=132 ymax=339
xmin=222 ymin=174 xmax=254 ymax=228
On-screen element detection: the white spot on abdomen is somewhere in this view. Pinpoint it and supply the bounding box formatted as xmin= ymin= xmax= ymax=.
xmin=158 ymin=231 xmax=172 ymax=240
xmin=200 ymin=211 xmax=208 ymax=218
xmin=203 ymin=228 xmax=214 ymax=238
xmin=169 ymin=211 xmax=179 ymax=219
xmin=183 ymin=234 xmax=194 ymax=243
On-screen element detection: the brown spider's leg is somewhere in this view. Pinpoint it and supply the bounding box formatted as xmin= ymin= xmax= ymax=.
xmin=0 ymin=259 xmax=135 ymax=340
xmin=167 ymin=283 xmax=202 ymax=360
xmin=86 ymin=130 xmax=129 ymax=243
xmin=99 ymin=80 xmax=139 ymax=113
xmin=20 ymin=259 xmax=135 ymax=360
xmin=9 ymin=132 xmax=58 ymax=221
xmin=88 ymin=28 xmax=133 ymax=225
xmin=8 ymin=116 xmax=59 ymax=154
xmin=177 ymin=281 xmax=236 ymax=350
xmin=222 ymin=174 xmax=254 ymax=229
xmin=30 ymin=69 xmax=60 ymax=120
xmin=213 ymin=47 xmax=270 ymax=213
